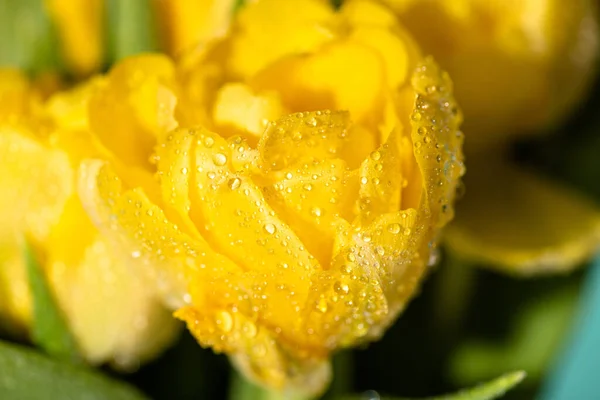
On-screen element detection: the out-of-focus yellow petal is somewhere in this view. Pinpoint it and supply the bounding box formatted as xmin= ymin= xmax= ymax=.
xmin=0 ymin=69 xmax=45 ymax=128
xmin=0 ymin=120 xmax=177 ymax=367
xmin=0 ymin=126 xmax=72 ymax=242
xmin=213 ymin=83 xmax=287 ymax=139
xmin=153 ymin=0 xmax=237 ymax=56
xmin=46 ymin=196 xmax=179 ymax=369
xmin=445 ymin=161 xmax=600 ymax=275
xmin=44 ymin=0 xmax=103 ymax=76
xmin=252 ymin=40 xmax=385 ymax=128
xmin=228 ymin=0 xmax=337 ymax=79
xmin=379 ymin=0 xmax=599 ymax=147
xmin=342 ymin=0 xmax=422 ymax=89
xmin=88 ymin=54 xmax=178 ymax=170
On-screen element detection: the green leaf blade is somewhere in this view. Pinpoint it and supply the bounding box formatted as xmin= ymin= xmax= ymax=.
xmin=428 ymin=371 xmax=526 ymax=400
xmin=341 ymin=371 xmax=526 ymax=400
xmin=25 ymin=240 xmax=80 ymax=363
xmin=0 ymin=340 xmax=147 ymax=400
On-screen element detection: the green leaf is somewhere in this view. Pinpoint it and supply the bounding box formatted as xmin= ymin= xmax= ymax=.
xmin=0 ymin=0 xmax=62 ymax=73
xmin=105 ymin=0 xmax=159 ymax=63
xmin=0 ymin=340 xmax=147 ymax=400
xmin=450 ymin=284 xmax=578 ymax=385
xmin=342 ymin=371 xmax=525 ymax=400
xmin=411 ymin=371 xmax=525 ymax=400
xmin=25 ymin=240 xmax=80 ymax=363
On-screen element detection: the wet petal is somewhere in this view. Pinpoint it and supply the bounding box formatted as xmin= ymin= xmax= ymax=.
xmin=78 ymin=159 xmax=241 ymax=308
xmin=45 ymin=197 xmax=179 ymax=368
xmin=258 ymin=110 xmax=351 ymax=171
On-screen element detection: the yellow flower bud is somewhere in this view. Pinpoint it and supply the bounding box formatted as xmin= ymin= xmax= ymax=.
xmin=79 ymin=0 xmax=464 ymax=394
xmin=0 ymin=70 xmax=179 ymax=368
xmin=376 ymin=0 xmax=600 ymax=274
xmin=378 ymin=0 xmax=599 ymax=147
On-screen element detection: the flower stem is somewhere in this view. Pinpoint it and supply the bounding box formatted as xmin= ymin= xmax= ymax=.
xmin=433 ymin=250 xmax=477 ymax=343
xmin=229 ymin=371 xmax=308 ymax=400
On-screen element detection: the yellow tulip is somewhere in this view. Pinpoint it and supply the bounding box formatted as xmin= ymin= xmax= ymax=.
xmin=378 ymin=0 xmax=600 ymax=274
xmin=78 ymin=0 xmax=464 ymax=394
xmin=0 ymin=69 xmax=179 ymax=368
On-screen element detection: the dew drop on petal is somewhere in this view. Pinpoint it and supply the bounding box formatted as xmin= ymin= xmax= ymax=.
xmin=213 ymin=153 xmax=227 ymax=166
xmin=264 ymin=223 xmax=276 ymax=235
xmin=387 ymin=223 xmax=401 ymax=234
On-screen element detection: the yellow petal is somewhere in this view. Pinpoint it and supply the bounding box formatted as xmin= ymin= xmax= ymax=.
xmin=445 ymin=161 xmax=600 ymax=274
xmin=88 ymin=55 xmax=178 ymax=170
xmin=46 ymin=196 xmax=180 ymax=368
xmin=381 ymin=0 xmax=599 ymax=145
xmin=358 ymin=130 xmax=403 ymax=224
xmin=190 ymin=128 xmax=318 ymax=277
xmin=227 ymin=0 xmax=336 ymax=79
xmin=0 ymin=69 xmax=41 ymax=124
xmin=258 ymin=110 xmax=352 ymax=171
xmin=212 ymin=83 xmax=287 ymax=139
xmin=78 ymin=159 xmax=242 ymax=308
xmin=44 ymin=0 xmax=103 ymax=76
xmin=0 ymin=126 xmax=72 ymax=242
xmin=263 ymin=158 xmax=358 ymax=265
xmin=251 ymin=40 xmax=386 ymax=127
xmin=153 ymin=0 xmax=237 ymax=56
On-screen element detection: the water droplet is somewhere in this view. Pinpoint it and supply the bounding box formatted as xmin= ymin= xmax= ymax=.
xmin=340 ymin=264 xmax=353 ymax=275
xmin=334 ymin=281 xmax=350 ymax=295
xmin=387 ymin=223 xmax=401 ymax=234
xmin=131 ymin=250 xmax=141 ymax=258
xmin=207 ymin=171 xmax=216 ymax=180
xmin=213 ymin=153 xmax=227 ymax=166
xmin=180 ymin=167 xmax=188 ymax=175
xmin=204 ymin=137 xmax=215 ymax=148
xmin=306 ymin=117 xmax=318 ymax=127
xmin=370 ymin=151 xmax=381 ymax=161
xmin=264 ymin=223 xmax=276 ymax=235
xmin=242 ymin=321 xmax=257 ymax=338
xmin=317 ymin=298 xmax=328 ymax=313
xmin=252 ymin=344 xmax=266 ymax=357
xmin=215 ymin=311 xmax=233 ymax=332
xmin=311 ymin=207 xmax=322 ymax=217
xmin=228 ymin=177 xmax=241 ymax=190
